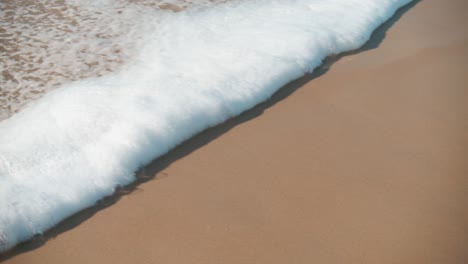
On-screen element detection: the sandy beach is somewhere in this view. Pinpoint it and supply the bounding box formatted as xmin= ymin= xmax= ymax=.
xmin=2 ymin=0 xmax=468 ymax=263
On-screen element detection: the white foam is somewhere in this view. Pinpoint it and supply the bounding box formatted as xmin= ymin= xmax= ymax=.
xmin=0 ymin=0 xmax=228 ymax=120
xmin=0 ymin=0 xmax=412 ymax=251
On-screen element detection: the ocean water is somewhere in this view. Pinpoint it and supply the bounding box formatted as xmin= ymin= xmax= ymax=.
xmin=0 ymin=0 xmax=411 ymax=251
xmin=0 ymin=0 xmax=230 ymax=120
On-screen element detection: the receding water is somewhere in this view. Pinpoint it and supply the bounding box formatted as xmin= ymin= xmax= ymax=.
xmin=0 ymin=0 xmax=230 ymax=120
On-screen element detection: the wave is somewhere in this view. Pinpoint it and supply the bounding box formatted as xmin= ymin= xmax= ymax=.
xmin=0 ymin=0 xmax=412 ymax=252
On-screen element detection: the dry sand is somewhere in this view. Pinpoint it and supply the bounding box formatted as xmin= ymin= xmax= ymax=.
xmin=2 ymin=0 xmax=468 ymax=263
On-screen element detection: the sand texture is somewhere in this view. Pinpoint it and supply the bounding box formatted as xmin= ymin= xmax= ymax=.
xmin=2 ymin=0 xmax=468 ymax=263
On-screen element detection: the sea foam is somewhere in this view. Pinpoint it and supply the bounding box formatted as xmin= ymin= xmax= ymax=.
xmin=0 ymin=0 xmax=412 ymax=251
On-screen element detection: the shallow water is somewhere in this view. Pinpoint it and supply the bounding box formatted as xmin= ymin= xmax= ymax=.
xmin=0 ymin=0 xmax=230 ymax=120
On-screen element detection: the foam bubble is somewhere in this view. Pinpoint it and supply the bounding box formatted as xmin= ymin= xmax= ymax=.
xmin=0 ymin=0 xmax=412 ymax=251
xmin=0 ymin=0 xmax=230 ymax=120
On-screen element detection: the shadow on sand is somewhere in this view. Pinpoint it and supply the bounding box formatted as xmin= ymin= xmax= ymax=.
xmin=0 ymin=1 xmax=420 ymax=261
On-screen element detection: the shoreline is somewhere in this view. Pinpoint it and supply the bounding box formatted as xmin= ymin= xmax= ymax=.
xmin=2 ymin=0 xmax=468 ymax=263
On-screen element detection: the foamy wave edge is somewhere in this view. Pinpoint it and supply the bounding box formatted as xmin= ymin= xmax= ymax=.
xmin=0 ymin=0 xmax=412 ymax=252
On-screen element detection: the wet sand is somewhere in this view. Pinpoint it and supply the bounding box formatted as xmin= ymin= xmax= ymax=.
xmin=2 ymin=0 xmax=468 ymax=263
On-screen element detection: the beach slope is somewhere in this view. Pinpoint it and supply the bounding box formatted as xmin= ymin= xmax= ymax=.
xmin=3 ymin=0 xmax=468 ymax=263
